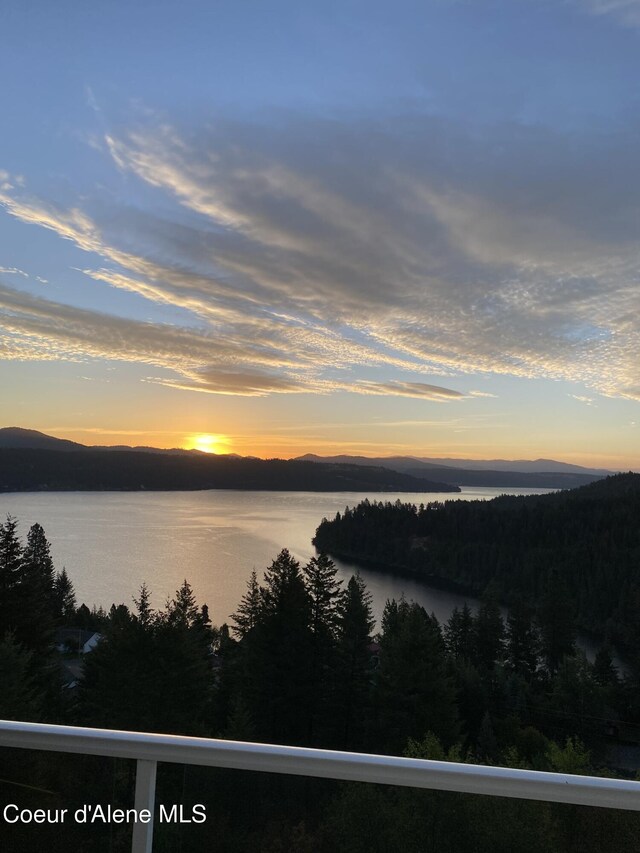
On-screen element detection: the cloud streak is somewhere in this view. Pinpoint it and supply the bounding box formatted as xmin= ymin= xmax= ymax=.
xmin=1 ymin=109 xmax=639 ymax=402
xmin=0 ymin=266 xmax=28 ymax=277
xmin=0 ymin=282 xmax=465 ymax=400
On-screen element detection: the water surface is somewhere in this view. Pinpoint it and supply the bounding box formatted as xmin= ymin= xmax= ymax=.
xmin=0 ymin=487 xmax=550 ymax=628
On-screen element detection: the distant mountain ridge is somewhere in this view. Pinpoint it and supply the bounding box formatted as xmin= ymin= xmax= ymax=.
xmin=296 ymin=452 xmax=612 ymax=477
xmin=0 ymin=429 xmax=459 ymax=493
xmin=0 ymin=427 xmax=199 ymax=456
xmin=295 ymin=453 xmax=614 ymax=489
xmin=0 ymin=427 xmax=87 ymax=452
xmin=0 ymin=428 xmax=615 ymax=490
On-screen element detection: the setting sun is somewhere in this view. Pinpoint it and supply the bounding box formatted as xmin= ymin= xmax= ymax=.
xmin=186 ymin=433 xmax=229 ymax=454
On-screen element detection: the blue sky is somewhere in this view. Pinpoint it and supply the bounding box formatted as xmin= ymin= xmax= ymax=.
xmin=1 ymin=0 xmax=639 ymax=466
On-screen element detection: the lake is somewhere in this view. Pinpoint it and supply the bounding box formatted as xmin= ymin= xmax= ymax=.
xmin=0 ymin=486 xmax=551 ymax=630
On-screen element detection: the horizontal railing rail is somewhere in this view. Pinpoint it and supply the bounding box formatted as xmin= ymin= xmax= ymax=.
xmin=2 ymin=719 xmax=640 ymax=852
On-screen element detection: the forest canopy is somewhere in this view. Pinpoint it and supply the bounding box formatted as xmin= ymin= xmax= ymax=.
xmin=313 ymin=473 xmax=640 ymax=651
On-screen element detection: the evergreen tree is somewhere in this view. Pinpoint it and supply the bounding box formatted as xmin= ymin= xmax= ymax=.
xmin=0 ymin=515 xmax=23 ymax=636
xmin=108 ymin=602 xmax=131 ymax=628
xmin=217 ymin=622 xmax=234 ymax=655
xmin=544 ymin=653 xmax=606 ymax=742
xmin=376 ymin=599 xmax=459 ymax=752
xmin=303 ymin=554 xmax=342 ymax=744
xmin=23 ymin=522 xmax=55 ymax=587
xmin=304 ymin=553 xmax=342 ymax=639
xmin=154 ymin=609 xmax=213 ymax=733
xmin=165 ymin=580 xmax=216 ymax=668
xmin=15 ymin=523 xmax=57 ymax=653
xmin=380 ymin=597 xmax=400 ymax=637
xmin=231 ymin=569 xmax=262 ymax=638
xmin=52 ymin=567 xmax=76 ymax=623
xmin=538 ymin=571 xmax=576 ymax=674
xmin=133 ymin=582 xmax=154 ymax=628
xmin=222 ymin=694 xmax=256 ymax=741
xmin=453 ymin=660 xmax=488 ymax=744
xmin=211 ymin=622 xmax=238 ymax=736
xmin=0 ymin=633 xmax=43 ymax=721
xmin=474 ymin=598 xmax=505 ymax=670
xmin=193 ymin=602 xmax=218 ymax=657
xmin=75 ymin=603 xmax=93 ymax=629
xmin=333 ymin=573 xmax=375 ymax=750
xmin=166 ymin=579 xmax=199 ymax=628
xmin=80 ymin=582 xmax=211 ymax=735
xmin=506 ymin=599 xmax=539 ymax=679
xmin=79 ymin=604 xmax=146 ymax=730
xmin=444 ymin=603 xmax=475 ymax=662
xmin=238 ymin=550 xmax=314 ymax=744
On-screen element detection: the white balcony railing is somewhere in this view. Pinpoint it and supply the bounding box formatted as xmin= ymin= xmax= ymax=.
xmin=2 ymin=719 xmax=640 ymax=852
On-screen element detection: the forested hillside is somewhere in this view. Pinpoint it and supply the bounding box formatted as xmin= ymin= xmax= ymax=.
xmin=313 ymin=473 xmax=640 ymax=650
xmin=0 ymin=447 xmax=459 ymax=493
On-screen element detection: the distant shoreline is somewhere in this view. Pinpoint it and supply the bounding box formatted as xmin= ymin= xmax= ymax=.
xmin=0 ymin=446 xmax=460 ymax=494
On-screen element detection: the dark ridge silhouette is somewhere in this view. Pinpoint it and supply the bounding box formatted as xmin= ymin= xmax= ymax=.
xmin=0 ymin=447 xmax=460 ymax=493
xmin=0 ymin=426 xmax=86 ymax=451
xmin=296 ymin=452 xmax=608 ymax=489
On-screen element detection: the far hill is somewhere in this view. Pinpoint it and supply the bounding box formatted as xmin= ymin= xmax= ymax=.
xmin=0 ymin=427 xmax=86 ymax=452
xmin=0 ymin=446 xmax=460 ymax=494
xmin=0 ymin=427 xmax=196 ymax=456
xmin=297 ymin=453 xmax=610 ymax=489
xmin=297 ymin=452 xmax=611 ymax=475
xmin=313 ymin=472 xmax=640 ymax=649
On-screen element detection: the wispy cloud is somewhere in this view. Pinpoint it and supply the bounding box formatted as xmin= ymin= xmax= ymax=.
xmin=570 ymin=394 xmax=596 ymax=405
xmin=351 ymin=381 xmax=464 ymax=400
xmin=0 ymin=282 xmax=310 ymax=395
xmin=0 ymin=266 xmax=28 ymax=277
xmin=0 ymin=282 xmax=466 ymax=399
xmin=1 ymin=109 xmax=639 ymax=401
xmin=575 ymin=0 xmax=640 ymax=27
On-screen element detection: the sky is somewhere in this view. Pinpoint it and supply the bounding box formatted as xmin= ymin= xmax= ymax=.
xmin=0 ymin=0 xmax=639 ymax=468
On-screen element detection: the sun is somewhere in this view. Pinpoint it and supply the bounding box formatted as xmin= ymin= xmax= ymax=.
xmin=187 ymin=434 xmax=228 ymax=454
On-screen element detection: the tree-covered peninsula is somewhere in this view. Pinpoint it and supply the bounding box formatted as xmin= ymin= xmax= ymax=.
xmin=313 ymin=473 xmax=640 ymax=651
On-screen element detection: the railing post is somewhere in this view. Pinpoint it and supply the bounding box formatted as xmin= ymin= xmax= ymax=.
xmin=132 ymin=758 xmax=157 ymax=853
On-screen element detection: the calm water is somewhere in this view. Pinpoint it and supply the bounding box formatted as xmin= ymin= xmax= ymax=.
xmin=0 ymin=487 xmax=550 ymax=629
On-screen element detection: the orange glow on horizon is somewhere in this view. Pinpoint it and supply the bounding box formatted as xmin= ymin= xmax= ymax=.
xmin=35 ymin=427 xmax=639 ymax=471
xmin=184 ymin=433 xmax=230 ymax=454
